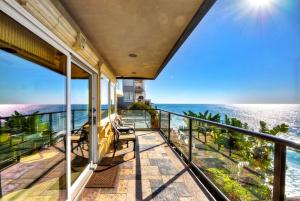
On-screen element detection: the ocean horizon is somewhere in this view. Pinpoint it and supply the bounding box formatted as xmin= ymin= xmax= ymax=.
xmin=1 ymin=103 xmax=299 ymax=138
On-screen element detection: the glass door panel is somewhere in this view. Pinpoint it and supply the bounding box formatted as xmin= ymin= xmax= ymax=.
xmin=70 ymin=63 xmax=92 ymax=184
xmin=0 ymin=12 xmax=67 ymax=200
xmin=101 ymin=76 xmax=109 ymax=119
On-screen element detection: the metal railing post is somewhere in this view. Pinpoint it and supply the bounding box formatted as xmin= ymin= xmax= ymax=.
xmin=159 ymin=110 xmax=161 ymax=130
xmin=72 ymin=110 xmax=75 ymax=130
xmin=198 ymin=121 xmax=200 ymax=139
xmin=49 ymin=113 xmax=53 ymax=145
xmin=168 ymin=112 xmax=171 ymax=144
xmin=0 ymin=170 xmax=2 ymax=198
xmin=189 ymin=118 xmax=192 ymax=164
xmin=49 ymin=113 xmax=53 ymax=132
xmin=273 ymin=143 xmax=286 ymax=201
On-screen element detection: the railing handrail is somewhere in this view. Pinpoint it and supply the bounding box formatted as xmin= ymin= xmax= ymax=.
xmin=120 ymin=108 xmax=300 ymax=150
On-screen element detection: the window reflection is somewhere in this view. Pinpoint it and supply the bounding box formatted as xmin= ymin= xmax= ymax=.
xmin=0 ymin=49 xmax=67 ymax=200
xmin=110 ymin=83 xmax=115 ymax=114
xmin=101 ymin=76 xmax=109 ymax=119
xmin=70 ymin=63 xmax=91 ymax=184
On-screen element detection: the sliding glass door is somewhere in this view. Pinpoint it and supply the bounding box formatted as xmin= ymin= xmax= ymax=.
xmin=0 ymin=9 xmax=99 ymax=201
xmin=69 ymin=60 xmax=97 ymax=199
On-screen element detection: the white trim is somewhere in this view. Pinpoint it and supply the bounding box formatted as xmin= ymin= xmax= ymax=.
xmin=92 ymin=74 xmax=99 ymax=163
xmin=1 ymin=0 xmax=97 ymax=73
xmin=71 ymin=56 xmax=98 ymax=75
xmin=71 ymin=164 xmax=96 ymax=201
xmin=66 ymin=54 xmax=72 ymax=201
xmin=69 ymin=57 xmax=98 ymax=199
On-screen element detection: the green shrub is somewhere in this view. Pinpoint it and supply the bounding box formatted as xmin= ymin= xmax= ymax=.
xmin=207 ymin=168 xmax=252 ymax=201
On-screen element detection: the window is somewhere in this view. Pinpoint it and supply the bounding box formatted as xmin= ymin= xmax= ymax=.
xmin=110 ymin=83 xmax=115 ymax=114
xmin=0 ymin=48 xmax=67 ymax=200
xmin=117 ymin=79 xmax=123 ymax=91
xmin=123 ymin=79 xmax=134 ymax=86
xmin=101 ymin=75 xmax=109 ymax=119
xmin=70 ymin=63 xmax=91 ymax=184
xmin=124 ymin=92 xmax=134 ymax=102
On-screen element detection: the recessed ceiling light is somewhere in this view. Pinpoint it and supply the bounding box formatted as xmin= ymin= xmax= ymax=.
xmin=129 ymin=53 xmax=137 ymax=58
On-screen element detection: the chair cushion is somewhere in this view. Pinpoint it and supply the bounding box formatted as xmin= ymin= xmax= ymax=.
xmin=71 ymin=135 xmax=81 ymax=141
xmin=119 ymin=134 xmax=136 ymax=141
xmin=117 ymin=126 xmax=134 ymax=132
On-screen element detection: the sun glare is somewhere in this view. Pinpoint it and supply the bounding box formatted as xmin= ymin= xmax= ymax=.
xmin=248 ymin=0 xmax=273 ymax=9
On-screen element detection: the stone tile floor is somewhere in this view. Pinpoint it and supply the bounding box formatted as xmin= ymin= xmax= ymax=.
xmin=79 ymin=131 xmax=212 ymax=201
xmin=0 ymin=144 xmax=65 ymax=201
xmin=0 ymin=141 xmax=89 ymax=201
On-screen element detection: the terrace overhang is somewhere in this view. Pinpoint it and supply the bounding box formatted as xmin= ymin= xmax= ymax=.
xmin=58 ymin=0 xmax=215 ymax=79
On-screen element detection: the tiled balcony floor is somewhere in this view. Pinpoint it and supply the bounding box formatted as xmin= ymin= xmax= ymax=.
xmin=79 ymin=131 xmax=212 ymax=201
xmin=0 ymin=140 xmax=89 ymax=201
xmin=0 ymin=143 xmax=66 ymax=201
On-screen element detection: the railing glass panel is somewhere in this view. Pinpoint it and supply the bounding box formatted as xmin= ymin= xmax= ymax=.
xmin=170 ymin=114 xmax=190 ymax=158
xmin=160 ymin=111 xmax=169 ymax=138
xmin=119 ymin=109 xmax=160 ymax=130
xmin=285 ymin=147 xmax=300 ymax=200
xmin=191 ymin=119 xmax=274 ymax=201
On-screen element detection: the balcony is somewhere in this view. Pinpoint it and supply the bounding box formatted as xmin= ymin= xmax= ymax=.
xmin=114 ymin=109 xmax=300 ymax=201
xmin=1 ymin=0 xmax=299 ymax=200
xmin=0 ymin=109 xmax=299 ymax=201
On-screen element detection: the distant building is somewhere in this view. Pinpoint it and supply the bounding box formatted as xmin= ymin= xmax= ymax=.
xmin=117 ymin=79 xmax=150 ymax=108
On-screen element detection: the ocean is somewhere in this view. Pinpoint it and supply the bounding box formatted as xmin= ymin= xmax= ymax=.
xmin=0 ymin=103 xmax=299 ymax=196
xmin=155 ymin=104 xmax=300 ymax=141
xmin=155 ymin=104 xmax=300 ymax=197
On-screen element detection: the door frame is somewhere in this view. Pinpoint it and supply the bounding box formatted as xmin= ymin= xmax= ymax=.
xmin=70 ymin=57 xmax=98 ymax=200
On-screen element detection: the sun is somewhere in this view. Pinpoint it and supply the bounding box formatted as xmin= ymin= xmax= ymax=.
xmin=248 ymin=0 xmax=274 ymax=9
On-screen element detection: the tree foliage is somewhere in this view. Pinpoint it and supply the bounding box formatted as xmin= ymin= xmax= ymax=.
xmin=6 ymin=111 xmax=43 ymax=134
xmin=129 ymin=102 xmax=159 ymax=128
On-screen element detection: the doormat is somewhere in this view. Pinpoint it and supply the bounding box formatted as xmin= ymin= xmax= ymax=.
xmin=85 ymin=165 xmax=119 ymax=188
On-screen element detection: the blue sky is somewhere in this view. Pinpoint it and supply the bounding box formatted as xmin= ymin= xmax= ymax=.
xmin=146 ymin=0 xmax=300 ymax=104
xmin=0 ymin=0 xmax=299 ymax=104
xmin=0 ymin=50 xmax=89 ymax=104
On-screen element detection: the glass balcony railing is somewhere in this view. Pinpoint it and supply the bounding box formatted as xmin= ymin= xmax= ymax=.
xmin=119 ymin=109 xmax=160 ymax=130
xmin=119 ymin=109 xmax=300 ymax=201
xmin=0 ymin=109 xmax=88 ymax=170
